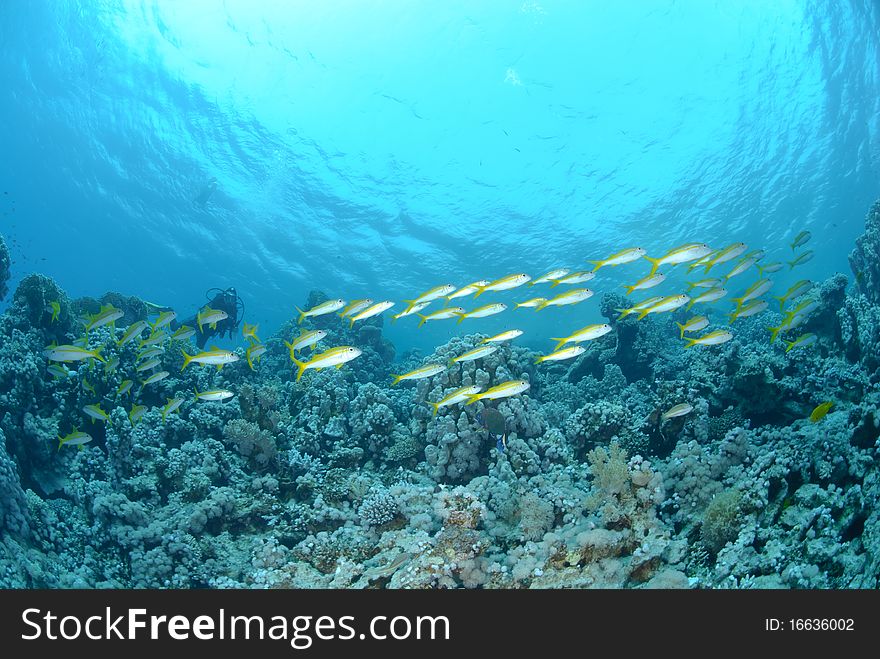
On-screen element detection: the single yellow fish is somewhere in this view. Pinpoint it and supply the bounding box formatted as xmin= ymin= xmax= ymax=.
xmin=429 ymin=385 xmax=483 ymax=416
xmin=295 ymin=299 xmax=345 ymax=325
xmin=117 ymin=320 xmax=149 ymax=347
xmin=534 ymin=345 xmax=586 ymax=364
xmin=530 ymin=268 xmax=570 ymax=285
xmin=587 ymin=247 xmax=646 ymax=272
xmin=474 ymin=273 xmax=531 ymax=297
xmin=402 ymin=285 xmax=456 ymax=311
xmin=549 ymin=323 xmax=612 ymax=351
xmin=515 ymin=297 xmax=548 ymax=310
xmin=246 ymin=343 xmax=267 ymax=370
xmin=791 ymin=230 xmax=811 ymax=250
xmin=728 ymin=299 xmax=768 ymax=322
xmin=393 ymin=302 xmax=430 ymax=322
xmin=291 ymin=346 xmax=362 ymax=381
xmin=180 ymin=347 xmax=239 ymax=371
xmin=636 ymin=294 xmax=689 ymax=320
xmin=338 ymin=299 xmax=373 ymax=319
xmin=774 ymin=280 xmax=813 ymax=310
xmin=702 ymin=242 xmax=747 ymax=273
xmin=391 ymin=363 xmax=446 ymax=385
xmin=662 ymin=403 xmax=694 ymax=420
xmin=456 ymin=303 xmax=506 ymax=323
xmin=809 ymin=401 xmax=833 ymax=422
xmin=685 ymin=287 xmax=727 ymax=310
xmin=549 ymin=271 xmax=595 ymax=287
xmin=348 ymin=300 xmax=395 ymax=328
xmin=466 ymin=380 xmax=530 ymax=405
xmin=684 ymin=329 xmax=733 ymax=348
xmin=536 ymin=288 xmax=593 ymax=310
xmin=57 ymin=427 xmax=92 ymax=451
xmin=162 ymin=397 xmax=184 ymax=423
xmin=788 ymin=250 xmax=814 ymax=269
xmin=242 ymin=322 xmax=260 ymax=343
xmin=417 ymin=306 xmax=465 ymax=328
xmin=731 ymin=278 xmax=772 ymax=307
xmin=49 ymin=301 xmax=61 ymax=323
xmin=481 ymin=329 xmax=524 ymax=344
xmin=285 ymin=329 xmax=327 ymax=356
xmin=643 ymin=243 xmax=713 ymax=276
xmin=450 ymin=345 xmax=497 ymax=364
xmin=447 ymin=281 xmax=490 ymax=301
xmin=615 ymin=296 xmax=663 ymax=319
xmin=783 ymin=333 xmax=817 ymax=353
xmin=623 ymin=272 xmax=666 ymax=296
xmin=675 ymin=316 xmax=709 ymax=339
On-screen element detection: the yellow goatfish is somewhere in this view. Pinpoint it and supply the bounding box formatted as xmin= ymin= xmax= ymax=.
xmin=171 ymin=326 xmax=196 ymax=342
xmin=768 ymin=313 xmax=807 ymax=343
xmin=196 ymin=306 xmax=229 ymax=333
xmin=392 ymin=301 xmax=430 ymax=322
xmin=180 ymin=347 xmax=240 ymax=371
xmin=138 ymin=330 xmax=169 ymax=348
xmin=536 ymin=289 xmax=593 ymax=310
xmin=402 ymin=285 xmax=456 ymax=311
xmin=429 ymin=385 xmax=483 ymax=416
xmin=686 ymin=278 xmax=723 ymax=290
xmin=550 ymin=323 xmax=612 ymax=351
xmin=636 ymin=295 xmax=690 ymax=320
xmin=615 ymin=296 xmax=663 ymax=319
xmin=456 ymin=303 xmax=507 ymax=323
xmin=450 ymin=345 xmax=498 ymax=364
xmin=295 ymin=299 xmax=345 ymax=325
xmin=58 ymin=427 xmax=92 ymax=451
xmin=686 ymin=287 xmax=727 ymax=310
xmin=291 ymin=346 xmax=363 ymax=381
xmin=535 ymin=345 xmax=586 ymax=364
xmin=162 ymin=397 xmax=184 ymax=423
xmin=151 ymin=311 xmax=177 ymax=331
xmin=391 ymin=363 xmax=446 ymax=385
xmin=349 ymin=301 xmax=395 ymax=328
xmin=702 ymin=243 xmax=747 ymax=272
xmin=83 ymin=404 xmax=112 ymax=425
xmin=782 ymin=298 xmax=819 ymax=322
xmin=117 ymin=320 xmax=149 ymax=347
xmin=675 ymin=316 xmax=709 ymax=339
xmin=757 ymin=262 xmax=784 ymax=276
xmin=783 ymin=333 xmax=817 ymax=353
xmin=474 ymin=274 xmax=531 ymax=297
xmin=788 ymin=250 xmax=814 ymax=269
xmin=530 ymin=268 xmax=570 ymax=285
xmin=481 ymin=329 xmax=523 ymax=344
xmin=285 ymin=329 xmax=327 ymax=356
xmin=623 ymin=273 xmax=665 ymax=295
xmin=417 ymin=307 xmax=465 ymax=328
xmin=774 ymin=280 xmax=813 ymax=310
xmin=194 ymin=387 xmax=235 ymax=402
xmin=338 ymin=299 xmax=373 ymax=319
xmin=515 ymin=297 xmax=547 ymax=310
xmin=550 ymin=271 xmax=594 ymax=287
xmin=139 ymin=371 xmax=170 ymax=391
xmin=44 ymin=344 xmax=105 ymax=364
xmin=662 ymin=403 xmax=694 ymax=420
xmin=49 ymin=301 xmax=61 ymax=323
xmin=791 ymin=230 xmax=811 ymax=250
xmin=128 ymin=405 xmax=147 ymax=427
xmin=684 ymin=329 xmax=733 ymax=348
xmin=731 ymin=278 xmax=773 ymax=307
xmin=587 ymin=247 xmax=646 ymax=272
xmin=728 ymin=299 xmax=768 ymax=322
xmin=466 ymin=380 xmax=530 ymax=405
xmin=643 ymin=243 xmax=713 ymax=275
xmin=447 ymin=281 xmax=490 ymax=301
xmin=246 ymin=343 xmax=267 ymax=370
xmin=723 ymin=257 xmax=759 ymax=281
xmin=84 ymin=304 xmax=124 ymax=333
xmin=242 ymin=322 xmax=260 ymax=343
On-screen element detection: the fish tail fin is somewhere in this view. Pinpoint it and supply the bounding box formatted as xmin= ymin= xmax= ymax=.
xmin=550 ymin=337 xmax=567 ymax=351
xmin=57 ymin=436 xmax=63 ymax=451
xmin=675 ymin=322 xmax=686 ymax=339
xmin=768 ymin=325 xmax=781 ymax=343
xmin=292 ymin=357 xmax=308 ymax=382
xmin=703 ymin=262 xmax=714 ymax=274
xmin=193 ymin=386 xmax=200 ymax=401
xmin=416 ymin=314 xmax=428 ymax=328
xmin=247 ymin=353 xmax=255 ymax=371
xmin=636 ymin=309 xmax=651 ymax=321
xmin=788 ymin=260 xmax=796 ymax=270
xmin=295 ymin=306 xmax=305 ymax=325
xmin=622 ymin=284 xmax=635 ymax=296
xmin=533 ymin=355 xmax=545 ymax=364
xmin=456 ymin=315 xmax=465 ymax=324
xmin=587 ymin=260 xmax=603 ymax=272
xmin=731 ymin=296 xmax=744 ymax=308
xmin=473 ymin=287 xmax=485 ymax=298
xmin=180 ymin=349 xmax=192 ymax=372
xmin=348 ymin=317 xmax=356 ymax=329
xmin=391 ymin=374 xmax=404 ymax=386
xmin=465 ymin=393 xmax=482 ymax=406
xmin=615 ymin=308 xmax=631 ymax=319
xmin=683 ymin=337 xmax=698 ymax=349
xmin=783 ymin=340 xmax=795 ymax=353
xmin=774 ymin=295 xmax=786 ymax=311
xmin=685 ymin=300 xmax=695 ymax=311
xmin=549 ymin=280 xmax=560 ymax=288
xmin=430 ymin=402 xmax=441 ymax=417
xmin=642 ymin=255 xmax=661 ymax=276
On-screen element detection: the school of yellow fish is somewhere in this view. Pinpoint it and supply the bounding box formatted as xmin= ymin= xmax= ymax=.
xmin=47 ymin=232 xmax=820 ymax=449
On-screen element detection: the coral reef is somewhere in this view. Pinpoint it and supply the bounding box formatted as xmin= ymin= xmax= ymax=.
xmin=3 ymin=201 xmax=880 ymax=589
xmin=0 ymin=233 xmax=9 ymax=302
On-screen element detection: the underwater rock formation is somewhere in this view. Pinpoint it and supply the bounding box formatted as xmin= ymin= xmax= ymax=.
xmin=849 ymin=199 xmax=880 ymax=304
xmin=0 ymin=233 xmax=9 ymax=302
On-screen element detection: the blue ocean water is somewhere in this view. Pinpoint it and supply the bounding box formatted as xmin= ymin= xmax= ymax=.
xmin=1 ymin=1 xmax=878 ymax=354
xmin=3 ymin=1 xmax=880 ymax=592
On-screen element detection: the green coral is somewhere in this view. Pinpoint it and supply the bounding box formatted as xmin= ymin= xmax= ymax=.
xmin=701 ymin=488 xmax=743 ymax=553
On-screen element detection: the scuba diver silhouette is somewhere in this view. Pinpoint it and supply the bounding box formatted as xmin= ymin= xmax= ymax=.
xmin=170 ymin=287 xmax=244 ymax=349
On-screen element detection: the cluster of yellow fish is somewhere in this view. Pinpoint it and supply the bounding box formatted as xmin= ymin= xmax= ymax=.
xmin=47 ymin=303 xmax=241 ymax=450
xmin=285 ymin=232 xmax=820 ymax=416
